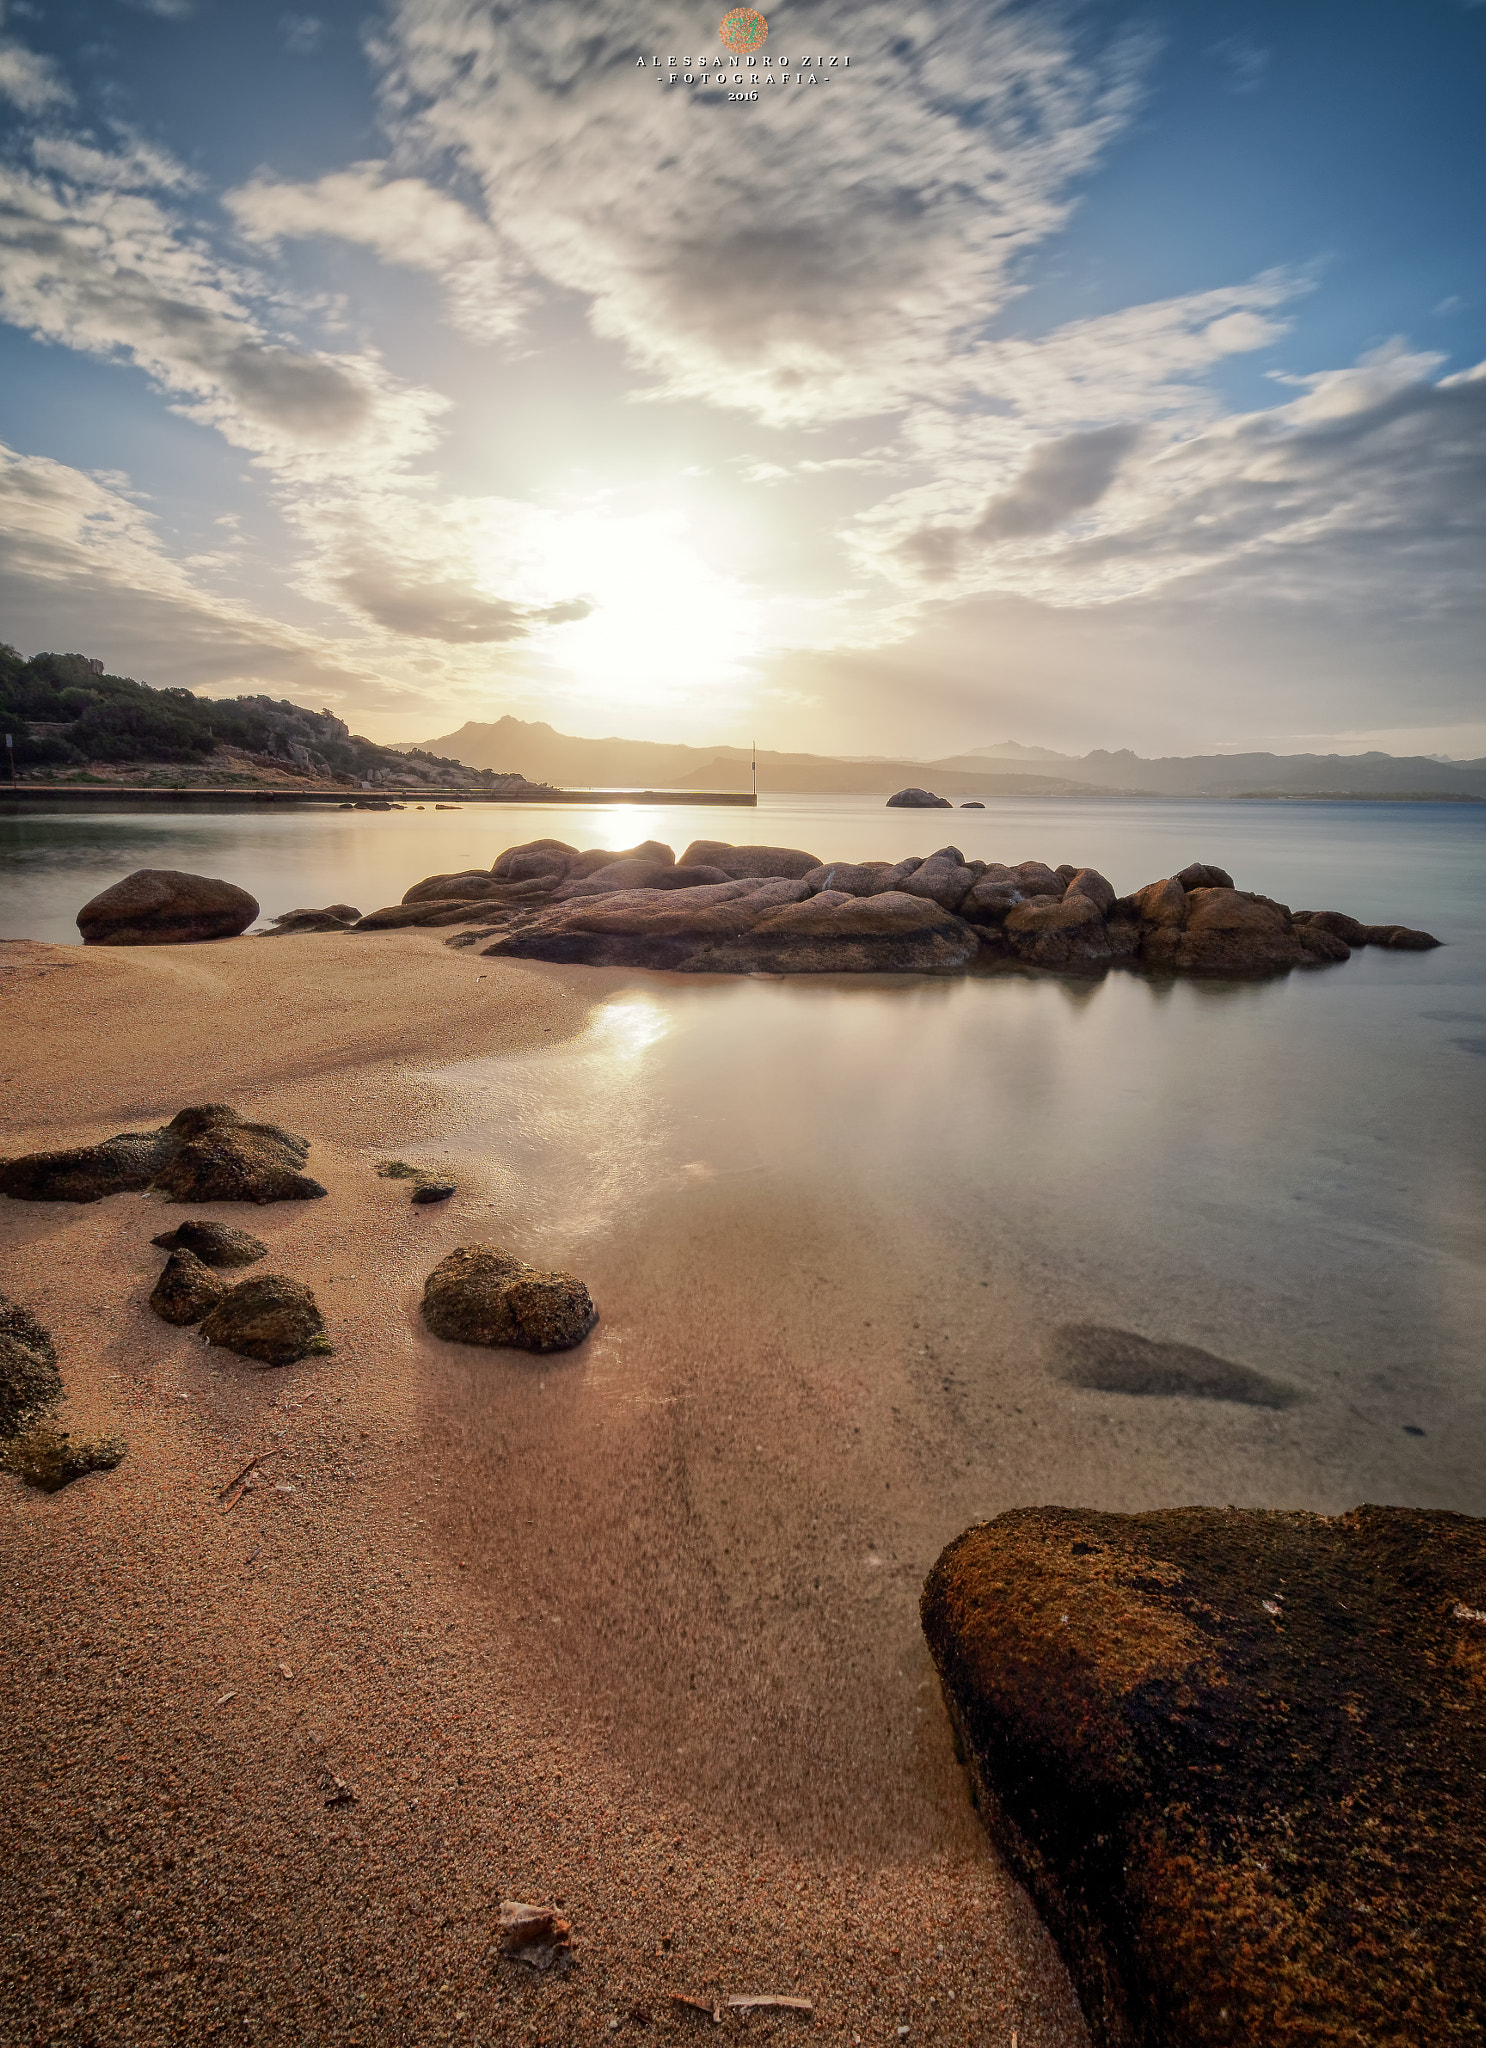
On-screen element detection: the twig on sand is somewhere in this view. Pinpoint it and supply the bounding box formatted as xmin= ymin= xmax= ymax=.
xmin=668 ymin=1995 xmax=721 ymax=2023
xmin=726 ymin=1996 xmax=813 ymax=2014
xmin=217 ymin=1448 xmax=280 ymax=1510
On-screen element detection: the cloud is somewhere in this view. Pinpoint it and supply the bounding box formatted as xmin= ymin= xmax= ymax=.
xmin=0 ymin=36 xmax=71 ymax=110
xmin=119 ymin=0 xmax=195 ymax=19
xmin=280 ymin=13 xmax=323 ymax=55
xmin=335 ymin=562 xmax=592 ymax=643
xmin=373 ymin=0 xmax=1153 ymax=419
xmin=0 ymin=144 xmax=446 ymax=477
xmin=225 ymin=162 xmax=523 ymax=342
xmin=1209 ymin=37 xmax=1270 ymax=95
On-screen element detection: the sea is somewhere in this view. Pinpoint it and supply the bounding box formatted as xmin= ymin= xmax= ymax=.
xmin=4 ymin=793 xmax=1484 ymax=1519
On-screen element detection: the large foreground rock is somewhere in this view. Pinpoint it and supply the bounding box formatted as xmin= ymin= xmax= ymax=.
xmin=199 ymin=1275 xmax=331 ymax=1365
xmin=77 ymin=869 xmax=258 ymax=945
xmin=0 ymin=1295 xmax=62 ymax=1437
xmin=922 ymin=1504 xmax=1486 ymax=2048
xmin=2 ymin=1106 xmax=325 ymax=1206
xmin=422 ymin=1245 xmax=597 ymax=1353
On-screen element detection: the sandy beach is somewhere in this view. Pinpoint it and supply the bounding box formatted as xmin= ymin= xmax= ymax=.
xmin=0 ymin=932 xmax=1087 ymax=2048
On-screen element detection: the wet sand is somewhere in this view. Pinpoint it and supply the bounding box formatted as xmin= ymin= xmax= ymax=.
xmin=0 ymin=933 xmax=1087 ymax=2048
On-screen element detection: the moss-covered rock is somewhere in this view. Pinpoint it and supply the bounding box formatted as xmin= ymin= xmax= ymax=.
xmin=3 ymin=1423 xmax=126 ymax=1492
xmin=421 ymin=1244 xmax=596 ymax=1353
xmin=0 ymin=1296 xmax=62 ymax=1436
xmin=151 ymin=1119 xmax=326 ymax=1205
xmin=149 ymin=1247 xmax=227 ymax=1325
xmin=921 ymin=1504 xmax=1486 ymax=2048
xmin=150 ymin=1220 xmax=268 ymax=1266
xmin=199 ymin=1274 xmax=331 ymax=1366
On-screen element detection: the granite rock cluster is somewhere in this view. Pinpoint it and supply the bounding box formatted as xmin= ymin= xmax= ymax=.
xmin=343 ymin=838 xmax=1439 ymax=977
xmin=1 ymin=1105 xmax=327 ymax=1206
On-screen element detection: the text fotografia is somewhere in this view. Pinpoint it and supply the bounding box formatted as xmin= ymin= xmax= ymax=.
xmin=640 ymin=54 xmax=851 ymax=87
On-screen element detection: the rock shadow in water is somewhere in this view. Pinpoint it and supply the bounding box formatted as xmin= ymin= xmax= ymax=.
xmin=1051 ymin=1322 xmax=1300 ymax=1409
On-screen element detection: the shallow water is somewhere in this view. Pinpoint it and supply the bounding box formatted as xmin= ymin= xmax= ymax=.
xmin=6 ymin=793 xmax=1484 ymax=1519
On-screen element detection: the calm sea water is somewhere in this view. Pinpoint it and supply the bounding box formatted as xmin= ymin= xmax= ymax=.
xmin=5 ymin=795 xmax=1484 ymax=1512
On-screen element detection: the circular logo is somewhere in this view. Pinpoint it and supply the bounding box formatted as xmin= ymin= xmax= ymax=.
xmin=719 ymin=7 xmax=768 ymax=52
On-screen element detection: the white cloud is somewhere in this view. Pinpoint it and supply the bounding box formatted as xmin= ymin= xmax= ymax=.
xmin=0 ymin=145 xmax=446 ymax=479
xmin=280 ymin=13 xmax=323 ymax=56
xmin=373 ymin=0 xmax=1153 ymax=420
xmin=225 ymin=162 xmax=524 ymax=342
xmin=0 ymin=35 xmax=71 ymax=111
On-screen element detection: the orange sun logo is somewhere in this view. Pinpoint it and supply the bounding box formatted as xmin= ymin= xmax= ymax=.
xmin=719 ymin=7 xmax=768 ymax=52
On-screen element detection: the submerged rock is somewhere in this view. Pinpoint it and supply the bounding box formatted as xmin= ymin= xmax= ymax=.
xmin=149 ymin=1247 xmax=228 ymax=1326
xmin=422 ymin=1244 xmax=597 ymax=1353
xmin=377 ymin=1159 xmax=456 ymax=1203
xmin=199 ymin=1275 xmax=331 ymax=1365
xmin=0 ymin=1295 xmax=62 ymax=1437
xmin=77 ymin=869 xmax=258 ymax=946
xmin=922 ymin=1503 xmax=1486 ymax=2048
xmin=3 ymin=1423 xmax=126 ymax=1493
xmin=1050 ymin=1322 xmax=1300 ymax=1408
xmin=150 ymin=1220 xmax=268 ymax=1266
xmin=886 ymin=787 xmax=952 ymax=808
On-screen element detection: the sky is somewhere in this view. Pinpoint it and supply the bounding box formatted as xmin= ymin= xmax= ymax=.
xmin=0 ymin=0 xmax=1483 ymax=760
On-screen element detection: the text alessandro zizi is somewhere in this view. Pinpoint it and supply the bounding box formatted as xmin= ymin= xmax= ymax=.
xmin=639 ymin=54 xmax=851 ymax=88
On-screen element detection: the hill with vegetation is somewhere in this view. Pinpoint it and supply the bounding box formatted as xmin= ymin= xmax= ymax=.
xmin=0 ymin=647 xmax=522 ymax=791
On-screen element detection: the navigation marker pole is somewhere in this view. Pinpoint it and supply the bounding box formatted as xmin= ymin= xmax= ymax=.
xmin=752 ymin=738 xmax=756 ymax=799
xmin=4 ymin=733 xmax=13 ymax=783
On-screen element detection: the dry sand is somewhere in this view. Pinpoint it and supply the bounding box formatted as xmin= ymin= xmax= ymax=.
xmin=0 ymin=932 xmax=1087 ymax=2048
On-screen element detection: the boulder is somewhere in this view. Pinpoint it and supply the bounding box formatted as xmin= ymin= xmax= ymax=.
xmin=1004 ymin=894 xmax=1112 ymax=969
xmin=421 ymin=1244 xmax=597 ymax=1353
xmin=1014 ymin=861 xmax=1067 ymax=899
xmin=490 ymin=840 xmax=577 ymax=882
xmin=800 ymin=860 xmax=911 ymax=898
xmin=960 ymin=864 xmax=1026 ymax=924
xmin=150 ymin=1220 xmax=268 ymax=1266
xmin=1293 ymin=909 xmax=1369 ymax=945
xmin=921 ymin=1503 xmax=1486 ymax=2048
xmin=563 ymin=841 xmax=674 ymax=878
xmin=1375 ymin=925 xmax=1442 ymax=950
xmin=1173 ymin=861 xmax=1236 ymax=892
xmin=402 ymin=871 xmax=508 ymax=905
xmin=1141 ymin=888 xmax=1302 ymax=975
xmin=1129 ymin=877 xmax=1186 ymax=928
xmin=557 ymin=859 xmax=731 ymax=897
xmin=77 ymin=869 xmax=258 ymax=946
xmin=2 ymin=1423 xmax=126 ymax=1493
xmin=149 ymin=1247 xmax=227 ymax=1325
xmin=886 ymin=788 xmax=951 ymax=809
xmin=199 ymin=1275 xmax=331 ymax=1366
xmin=150 ymin=1113 xmax=326 ymax=1205
xmin=961 ymin=801 xmax=985 ymax=808
xmin=1295 ymin=924 xmax=1351 ymax=964
xmin=1063 ymin=867 xmax=1117 ymax=916
xmin=0 ymin=1295 xmax=62 ymax=1437
xmin=685 ymin=889 xmax=981 ymax=975
xmin=1 ymin=1127 xmax=177 ymax=1203
xmin=895 ymin=853 xmax=977 ymax=912
xmin=676 ymin=841 xmax=822 ymax=880
xmin=263 ymin=907 xmax=360 ymax=934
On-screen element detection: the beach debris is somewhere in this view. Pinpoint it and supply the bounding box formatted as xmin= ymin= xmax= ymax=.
xmin=150 ymin=1246 xmax=228 ymax=1326
xmin=497 ymin=1900 xmax=572 ymax=1970
xmin=422 ymin=1245 xmax=597 ymax=1354
xmin=151 ymin=1221 xmax=268 ymax=1267
xmin=320 ymin=1770 xmax=356 ymax=1808
xmin=214 ymin=1690 xmax=237 ymax=1709
xmin=726 ymin=1996 xmax=814 ymax=2014
xmin=0 ymin=1294 xmax=62 ymax=1436
xmin=2 ymin=1423 xmax=126 ymax=1492
xmin=199 ymin=1275 xmax=332 ymax=1367
xmin=217 ymin=1448 xmax=280 ymax=1510
xmin=668 ymin=1995 xmax=722 ymax=2023
xmin=278 ymin=1661 xmax=293 ymax=1680
xmin=76 ymin=868 xmax=259 ymax=946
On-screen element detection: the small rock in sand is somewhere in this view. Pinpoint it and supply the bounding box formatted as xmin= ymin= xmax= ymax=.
xmin=422 ymin=1245 xmax=597 ymax=1353
xmin=3 ymin=1423 xmax=126 ymax=1493
xmin=149 ymin=1247 xmax=228 ymax=1326
xmin=0 ymin=1295 xmax=62 ymax=1437
xmin=150 ymin=1220 xmax=268 ymax=1266
xmin=199 ymin=1275 xmax=332 ymax=1366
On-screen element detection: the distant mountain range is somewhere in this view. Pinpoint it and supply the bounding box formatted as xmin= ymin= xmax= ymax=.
xmin=399 ymin=716 xmax=1486 ymax=801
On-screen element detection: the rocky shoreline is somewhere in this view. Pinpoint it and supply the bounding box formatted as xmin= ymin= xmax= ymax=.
xmin=304 ymin=836 xmax=1440 ymax=976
